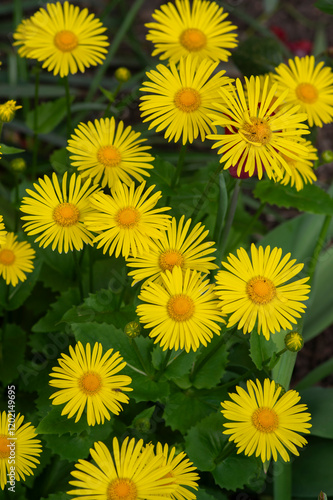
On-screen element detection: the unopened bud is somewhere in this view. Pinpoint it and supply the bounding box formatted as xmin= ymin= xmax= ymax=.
xmin=125 ymin=321 xmax=141 ymax=339
xmin=284 ymin=331 xmax=304 ymax=352
xmin=0 ymin=100 xmax=22 ymax=123
xmin=114 ymin=67 xmax=131 ymax=83
xmin=10 ymin=158 xmax=26 ymax=172
xmin=321 ymin=150 xmax=333 ymax=164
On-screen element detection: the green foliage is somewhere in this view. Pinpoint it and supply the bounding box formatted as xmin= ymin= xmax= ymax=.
xmin=0 ymin=143 xmax=25 ymax=154
xmin=232 ymin=35 xmax=284 ymax=76
xmin=250 ymin=329 xmax=278 ymax=370
xmin=0 ymin=258 xmax=42 ymax=310
xmin=315 ymin=0 xmax=333 ymax=15
xmin=0 ymin=324 xmax=26 ymax=385
xmin=32 ymin=288 xmax=81 ymax=333
xmin=26 ymin=96 xmax=74 ymax=134
xmin=299 ymin=388 xmax=333 ymax=439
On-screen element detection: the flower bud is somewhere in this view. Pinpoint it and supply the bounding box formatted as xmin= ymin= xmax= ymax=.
xmin=0 ymin=100 xmax=22 ymax=123
xmin=114 ymin=67 xmax=131 ymax=83
xmin=10 ymin=158 xmax=26 ymax=172
xmin=321 ymin=150 xmax=333 ymax=164
xmin=284 ymin=331 xmax=304 ymax=352
xmin=125 ymin=321 xmax=141 ymax=339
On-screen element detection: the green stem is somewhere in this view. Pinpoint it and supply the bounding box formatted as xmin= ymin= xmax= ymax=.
xmin=172 ymin=144 xmax=187 ymax=189
xmin=233 ymin=201 xmax=266 ymax=248
xmin=32 ymin=64 xmax=40 ymax=179
xmin=307 ymin=214 xmax=332 ymax=283
xmin=63 ymin=75 xmax=72 ymax=138
xmin=190 ymin=331 xmax=231 ymax=383
xmin=190 ymin=162 xmax=221 ymax=222
xmin=154 ymin=349 xmax=172 ymax=381
xmin=103 ymin=82 xmax=122 ymax=118
xmin=214 ymin=441 xmax=235 ymax=464
xmin=130 ymin=338 xmax=151 ymax=377
xmin=274 ymin=461 xmax=292 ymax=500
xmin=218 ymin=179 xmax=241 ymax=260
xmin=73 ymin=251 xmax=84 ymax=302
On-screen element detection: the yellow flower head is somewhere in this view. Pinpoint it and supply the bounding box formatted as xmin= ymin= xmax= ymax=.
xmin=13 ymin=1 xmax=109 ymax=77
xmin=221 ymin=378 xmax=311 ymax=462
xmin=207 ymin=75 xmax=311 ymax=180
xmin=0 ymin=232 xmax=35 ymax=287
xmin=273 ymin=55 xmax=333 ymax=127
xmin=146 ymin=0 xmax=238 ymax=64
xmin=137 ymin=266 xmax=225 ymax=352
xmin=0 ymin=100 xmax=22 ymax=122
xmin=0 ymin=215 xmax=7 ymax=245
xmin=67 ymin=117 xmax=154 ymax=189
xmin=140 ymin=55 xmax=234 ymax=144
xmin=0 ymin=411 xmax=42 ymax=490
xmin=49 ymin=341 xmax=133 ymax=426
xmin=215 ymin=244 xmax=311 ymax=340
xmin=277 ymin=139 xmax=317 ymax=191
xmin=20 ymin=172 xmax=100 ymax=254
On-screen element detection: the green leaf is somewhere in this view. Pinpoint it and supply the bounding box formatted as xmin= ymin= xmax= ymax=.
xmin=129 ymin=372 xmax=170 ymax=403
xmin=50 ymin=148 xmax=74 ymax=175
xmin=36 ymin=406 xmax=87 ymax=435
xmin=191 ymin=335 xmax=229 ymax=390
xmin=212 ymin=454 xmax=264 ymax=492
xmin=0 ymin=143 xmax=25 ymax=154
xmin=249 ymin=329 xmax=279 ymax=370
xmin=32 ymin=288 xmax=81 ymax=333
xmin=41 ymin=493 xmax=71 ymax=500
xmin=196 ymin=489 xmax=228 ymax=500
xmin=315 ymin=0 xmax=333 ymax=15
xmin=26 ymin=96 xmax=73 ymax=134
xmin=295 ymin=358 xmax=333 ymax=391
xmin=299 ymin=388 xmax=333 ymax=439
xmin=0 ymin=324 xmax=26 ymax=385
xmin=232 ymin=35 xmax=284 ymax=77
xmin=152 ymin=346 xmax=198 ymax=384
xmin=254 ymin=181 xmax=333 ymax=215
xmin=99 ymin=86 xmax=115 ymax=103
xmin=148 ymin=156 xmax=175 ymax=191
xmin=0 ymin=258 xmax=42 ymax=311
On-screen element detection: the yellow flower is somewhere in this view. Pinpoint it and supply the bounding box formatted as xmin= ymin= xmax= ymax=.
xmin=0 ymin=216 xmax=7 ymax=245
xmin=0 ymin=411 xmax=42 ymax=490
xmin=67 ymin=117 xmax=154 ymax=189
xmin=273 ymin=55 xmax=333 ymax=127
xmin=136 ymin=266 xmax=225 ymax=352
xmin=146 ymin=0 xmax=238 ymax=64
xmin=127 ymin=215 xmax=217 ymax=285
xmin=20 ymin=172 xmax=99 ymax=254
xmin=207 ymin=75 xmax=310 ymax=180
xmin=13 ymin=1 xmax=109 ymax=77
xmin=85 ymin=181 xmax=171 ymax=259
xmin=68 ymin=437 xmax=176 ymax=499
xmin=221 ymin=378 xmax=311 ymax=462
xmin=0 ymin=100 xmax=21 ymax=122
xmin=140 ymin=55 xmax=233 ymax=144
xmin=277 ymin=139 xmax=317 ymax=191
xmin=0 ymin=232 xmax=35 ymax=287
xmin=49 ymin=341 xmax=133 ymax=426
xmin=214 ymin=244 xmax=310 ymax=340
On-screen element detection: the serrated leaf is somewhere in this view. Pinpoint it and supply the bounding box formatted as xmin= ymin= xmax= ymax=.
xmin=212 ymin=454 xmax=264 ymax=492
xmin=0 ymin=143 xmax=25 ymax=154
xmin=26 ymin=96 xmax=74 ymax=134
xmin=232 ymin=35 xmax=284 ymax=77
xmin=0 ymin=324 xmax=26 ymax=385
xmin=299 ymin=388 xmax=333 ymax=439
xmin=32 ymin=288 xmax=81 ymax=333
xmin=254 ymin=181 xmax=333 ymax=214
xmin=315 ymin=0 xmax=333 ymax=15
xmin=129 ymin=372 xmax=170 ymax=403
xmin=36 ymin=406 xmax=87 ymax=435
xmin=191 ymin=334 xmax=229 ymax=390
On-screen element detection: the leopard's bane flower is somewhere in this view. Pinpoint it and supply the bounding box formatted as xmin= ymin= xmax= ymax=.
xmin=221 ymin=378 xmax=311 ymax=462
xmin=214 ymin=244 xmax=310 ymax=340
xmin=146 ymin=0 xmax=238 ymax=64
xmin=49 ymin=341 xmax=133 ymax=426
xmin=0 ymin=232 xmax=35 ymax=287
xmin=0 ymin=100 xmax=21 ymax=122
xmin=13 ymin=1 xmax=109 ymax=77
xmin=278 ymin=139 xmax=317 ymax=191
xmin=0 ymin=216 xmax=7 ymax=245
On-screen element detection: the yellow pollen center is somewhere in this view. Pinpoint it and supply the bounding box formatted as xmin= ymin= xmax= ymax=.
xmin=116 ymin=207 xmax=140 ymax=228
xmin=0 ymin=435 xmax=10 ymax=459
xmin=295 ymin=83 xmax=318 ymax=104
xmin=54 ymin=30 xmax=78 ymax=52
xmin=0 ymin=249 xmax=16 ymax=266
xmin=167 ymin=294 xmax=195 ymax=321
xmin=53 ymin=203 xmax=80 ymax=227
xmin=107 ymin=478 xmax=137 ymax=500
xmin=252 ymin=407 xmax=279 ymax=433
xmin=241 ymin=117 xmax=272 ymax=145
xmin=79 ymin=372 xmax=102 ymax=395
xmin=159 ymin=250 xmax=185 ymax=271
xmin=174 ymin=88 xmax=201 ymax=112
xmin=97 ymin=146 xmax=122 ymax=167
xmin=179 ymin=28 xmax=207 ymax=52
xmin=246 ymin=276 xmax=276 ymax=304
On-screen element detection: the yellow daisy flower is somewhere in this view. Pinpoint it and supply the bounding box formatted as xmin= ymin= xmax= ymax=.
xmin=13 ymin=1 xmax=109 ymax=78
xmin=221 ymin=378 xmax=312 ymax=462
xmin=273 ymin=55 xmax=333 ymax=127
xmin=85 ymin=181 xmax=171 ymax=259
xmin=49 ymin=341 xmax=133 ymax=426
xmin=278 ymin=139 xmax=317 ymax=191
xmin=20 ymin=172 xmax=99 ymax=254
xmin=214 ymin=244 xmax=311 ymax=340
xmin=68 ymin=437 xmax=176 ymax=499
xmin=0 ymin=216 xmax=7 ymax=245
xmin=0 ymin=233 xmax=35 ymax=287
xmin=0 ymin=411 xmax=42 ymax=490
xmin=126 ymin=215 xmax=217 ymax=285
xmin=207 ymin=75 xmax=310 ymax=180
xmin=140 ymin=55 xmax=233 ymax=144
xmin=136 ymin=266 xmax=225 ymax=352
xmin=146 ymin=0 xmax=238 ymax=64
xmin=67 ymin=117 xmax=154 ymax=189
xmin=154 ymin=443 xmax=199 ymax=500
xmin=0 ymin=100 xmax=22 ymax=122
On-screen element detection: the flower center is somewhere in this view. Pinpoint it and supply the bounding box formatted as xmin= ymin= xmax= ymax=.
xmin=0 ymin=435 xmax=10 ymax=459
xmin=167 ymin=294 xmax=195 ymax=321
xmin=97 ymin=146 xmax=122 ymax=167
xmin=295 ymin=83 xmax=318 ymax=104
xmin=107 ymin=478 xmax=137 ymax=500
xmin=174 ymin=88 xmax=201 ymax=112
xmin=252 ymin=407 xmax=279 ymax=433
xmin=0 ymin=249 xmax=15 ymax=266
xmin=54 ymin=30 xmax=78 ymax=52
xmin=159 ymin=250 xmax=185 ymax=271
xmin=241 ymin=117 xmax=272 ymax=145
xmin=79 ymin=371 xmax=102 ymax=395
xmin=246 ymin=276 xmax=276 ymax=304
xmin=179 ymin=28 xmax=207 ymax=52
xmin=53 ymin=203 xmax=80 ymax=227
xmin=116 ymin=207 xmax=140 ymax=228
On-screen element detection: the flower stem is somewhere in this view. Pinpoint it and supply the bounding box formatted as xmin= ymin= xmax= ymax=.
xmin=32 ymin=64 xmax=40 ymax=179
xmin=130 ymin=338 xmax=151 ymax=377
xmin=190 ymin=162 xmax=221 ymax=222
xmin=218 ymin=179 xmax=241 ymax=260
xmin=172 ymin=143 xmax=187 ymax=189
xmin=307 ymin=214 xmax=332 ymax=284
xmin=63 ymin=75 xmax=72 ymax=138
xmin=154 ymin=349 xmax=172 ymax=381
xmin=274 ymin=460 xmax=292 ymax=500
